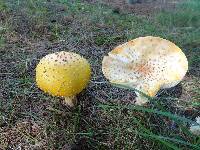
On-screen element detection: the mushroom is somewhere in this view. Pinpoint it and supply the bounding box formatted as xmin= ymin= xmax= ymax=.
xmin=36 ymin=51 xmax=91 ymax=107
xmin=102 ymin=36 xmax=188 ymax=105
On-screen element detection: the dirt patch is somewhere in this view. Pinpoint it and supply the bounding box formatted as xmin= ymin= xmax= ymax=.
xmin=0 ymin=121 xmax=47 ymax=149
xmin=86 ymin=0 xmax=180 ymax=16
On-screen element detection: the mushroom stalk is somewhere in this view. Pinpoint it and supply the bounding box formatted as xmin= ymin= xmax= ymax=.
xmin=64 ymin=96 xmax=77 ymax=107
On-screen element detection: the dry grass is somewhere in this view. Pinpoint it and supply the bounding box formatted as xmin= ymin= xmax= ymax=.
xmin=0 ymin=0 xmax=200 ymax=149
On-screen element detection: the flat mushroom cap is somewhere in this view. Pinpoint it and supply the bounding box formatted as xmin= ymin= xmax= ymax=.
xmin=36 ymin=51 xmax=91 ymax=97
xmin=102 ymin=36 xmax=188 ymax=105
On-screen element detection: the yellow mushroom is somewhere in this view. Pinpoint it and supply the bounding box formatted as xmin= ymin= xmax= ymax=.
xmin=102 ymin=36 xmax=188 ymax=105
xmin=36 ymin=51 xmax=91 ymax=107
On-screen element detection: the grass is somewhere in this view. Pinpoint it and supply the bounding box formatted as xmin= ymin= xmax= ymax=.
xmin=0 ymin=0 xmax=200 ymax=149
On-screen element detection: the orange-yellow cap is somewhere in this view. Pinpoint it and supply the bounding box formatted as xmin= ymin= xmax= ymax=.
xmin=36 ymin=51 xmax=91 ymax=97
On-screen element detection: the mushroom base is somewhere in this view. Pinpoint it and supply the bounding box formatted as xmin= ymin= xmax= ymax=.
xmin=135 ymin=95 xmax=149 ymax=105
xmin=63 ymin=96 xmax=77 ymax=107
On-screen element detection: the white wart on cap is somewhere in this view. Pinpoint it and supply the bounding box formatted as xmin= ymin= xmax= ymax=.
xmin=102 ymin=36 xmax=188 ymax=105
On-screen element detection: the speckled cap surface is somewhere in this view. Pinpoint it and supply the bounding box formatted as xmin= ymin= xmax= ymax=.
xmin=36 ymin=51 xmax=91 ymax=97
xmin=102 ymin=36 xmax=188 ymax=105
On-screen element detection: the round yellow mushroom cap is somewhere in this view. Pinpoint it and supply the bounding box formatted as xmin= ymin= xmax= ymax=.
xmin=102 ymin=36 xmax=188 ymax=105
xmin=36 ymin=51 xmax=91 ymax=97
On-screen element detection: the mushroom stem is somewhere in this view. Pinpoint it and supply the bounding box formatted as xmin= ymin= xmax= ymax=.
xmin=64 ymin=96 xmax=77 ymax=107
xmin=135 ymin=96 xmax=149 ymax=105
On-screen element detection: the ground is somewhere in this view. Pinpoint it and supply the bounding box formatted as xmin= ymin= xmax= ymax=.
xmin=87 ymin=0 xmax=180 ymax=16
xmin=0 ymin=0 xmax=200 ymax=149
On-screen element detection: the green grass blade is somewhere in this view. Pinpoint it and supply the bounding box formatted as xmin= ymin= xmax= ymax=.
xmin=98 ymin=104 xmax=196 ymax=125
xmin=136 ymin=132 xmax=200 ymax=149
xmin=131 ymin=118 xmax=181 ymax=150
xmin=110 ymin=83 xmax=197 ymax=125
